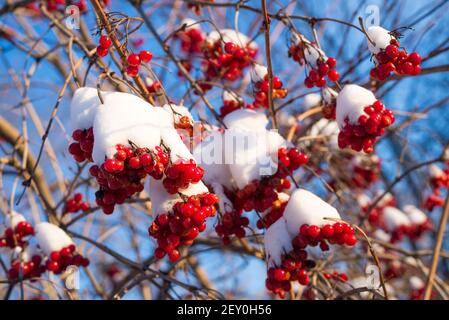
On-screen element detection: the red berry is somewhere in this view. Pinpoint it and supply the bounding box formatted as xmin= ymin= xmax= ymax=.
xmin=224 ymin=42 xmax=236 ymax=54
xmin=127 ymin=53 xmax=141 ymax=66
xmin=308 ymin=225 xmax=321 ymax=238
xmin=139 ymin=50 xmax=153 ymax=63
xmin=96 ymin=46 xmax=109 ymax=57
xmin=327 ymin=69 xmax=340 ymax=82
xmin=326 ymin=57 xmax=337 ymax=68
xmin=99 ymin=35 xmax=112 ymax=48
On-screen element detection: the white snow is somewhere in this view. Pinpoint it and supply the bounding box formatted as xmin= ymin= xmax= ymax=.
xmin=193 ymin=132 xmax=234 ymax=189
xmin=227 ymin=129 xmax=286 ymax=189
xmin=403 ymin=205 xmax=428 ymax=225
xmin=309 ymin=118 xmax=339 ymax=148
xmin=277 ymin=110 xmax=296 ymax=127
xmin=264 ymin=218 xmax=293 ymax=268
xmin=181 ymin=18 xmax=200 ymax=31
xmin=211 ymin=182 xmax=234 ymax=213
xmin=428 ymin=164 xmax=444 ymax=178
xmin=375 ymin=190 xmax=394 ymax=208
xmin=5 ymin=211 xmax=26 ymax=229
xmin=322 ymin=87 xmax=338 ymax=104
xmin=292 ymin=33 xmax=326 ymax=68
xmin=374 ymin=229 xmax=391 ymax=242
xmin=336 ymin=85 xmax=377 ymax=129
xmin=223 ymin=109 xmax=269 ymax=131
xmin=303 ymin=93 xmax=322 ymax=109
xmin=148 ymin=179 xmax=181 ymax=215
xmin=366 ymin=26 xmax=392 ymax=55
xmin=92 ymin=92 xmax=161 ymax=164
xmin=223 ymin=90 xmax=240 ymax=102
xmin=409 ymin=276 xmax=424 ymax=290
xmin=35 ymin=222 xmax=74 ymax=256
xmin=383 ymin=207 xmax=410 ymax=231
xmin=283 ymin=189 xmax=341 ymax=237
xmin=207 ymin=29 xmax=257 ymax=49
xmin=252 ymin=64 xmax=267 ymax=82
xmin=179 ymin=180 xmax=209 ymax=197
xmin=161 ymin=127 xmax=195 ymax=163
xmin=356 ymin=193 xmax=371 ymax=208
xmin=70 ymin=87 xmax=105 ymax=130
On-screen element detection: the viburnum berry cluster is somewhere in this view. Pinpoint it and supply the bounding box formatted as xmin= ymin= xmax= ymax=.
xmin=323 ymin=270 xmax=349 ymax=283
xmin=220 ymin=91 xmax=247 ymax=117
xmin=256 ymin=197 xmax=288 ymax=229
xmin=214 ymin=211 xmax=250 ymax=245
xmin=252 ymin=72 xmax=287 ymax=109
xmin=423 ymin=164 xmax=449 ymax=211
xmin=91 ymin=144 xmax=169 ymax=214
xmin=265 ymin=221 xmax=357 ymax=298
xmin=8 ymin=254 xmax=46 ymax=281
xmin=163 ymin=159 xmax=205 ymax=194
xmin=64 ymin=192 xmax=90 ymax=214
xmin=0 ymin=219 xmax=34 ymax=249
xmin=264 ymin=189 xmax=358 ymax=298
xmin=125 ymin=50 xmax=153 ymax=77
xmin=177 ymin=19 xmax=205 ymax=54
xmin=304 ymin=57 xmax=340 ymax=88
xmin=202 ymin=30 xmax=258 ymax=86
xmin=336 ymin=85 xmax=395 ymax=153
xmin=96 ymin=35 xmax=112 ymax=58
xmin=288 ymin=33 xmax=340 ymax=88
xmin=45 ymin=244 xmax=89 ymax=273
xmin=367 ymin=26 xmax=422 ymax=81
xmin=69 ymin=127 xmax=94 ymax=162
xmin=148 ymin=193 xmax=218 ymax=262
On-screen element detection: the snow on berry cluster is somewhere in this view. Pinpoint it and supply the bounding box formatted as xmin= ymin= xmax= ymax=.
xmin=148 ymin=179 xmax=218 ymax=261
xmin=358 ymin=193 xmax=432 ymax=243
xmin=1 ymin=215 xmax=88 ymax=281
xmin=264 ymin=189 xmax=357 ymax=298
xmin=336 ymin=84 xmax=395 ymax=153
xmin=69 ymin=87 xmax=218 ymax=262
xmin=423 ymin=164 xmax=449 ymax=211
xmin=367 ymin=26 xmax=422 ymax=81
xmin=288 ymin=33 xmax=340 ymax=88
xmin=194 ymin=109 xmax=308 ymax=244
xmin=251 ymin=64 xmax=287 ymax=109
xmin=0 ymin=212 xmax=34 ymax=249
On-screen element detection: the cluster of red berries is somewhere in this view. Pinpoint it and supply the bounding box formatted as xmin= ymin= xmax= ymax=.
xmin=266 ymin=249 xmax=315 ymax=298
xmin=323 ymin=271 xmax=348 ymax=283
xmin=90 ymin=144 xmax=169 ymax=214
xmin=226 ymin=148 xmax=307 ymax=214
xmin=361 ymin=195 xmax=396 ymax=227
xmin=0 ymin=221 xmax=34 ymax=249
xmin=96 ymin=35 xmax=112 ymax=58
xmin=8 ymin=255 xmax=45 ymax=281
xmin=220 ymin=98 xmax=246 ymax=117
xmin=163 ymin=159 xmax=205 ymax=194
xmin=423 ymin=163 xmax=449 ymax=211
xmin=276 ymin=147 xmax=309 ymax=179
xmin=256 ymin=199 xmax=287 ymax=229
xmin=46 ymin=245 xmax=89 ymax=274
xmin=215 ymin=211 xmax=250 ymax=245
xmin=407 ymin=220 xmax=433 ymax=241
xmin=124 ymin=50 xmax=153 ymax=77
xmin=351 ymin=159 xmax=380 ymax=189
xmin=322 ymin=100 xmax=336 ymax=120
xmin=64 ymin=192 xmax=90 ymax=214
xmin=202 ymin=41 xmax=257 ymax=85
xmin=253 ymin=75 xmax=287 ymax=109
xmin=69 ymin=128 xmax=94 ymax=163
xmin=295 ymin=222 xmax=358 ymax=251
xmin=148 ymin=193 xmax=218 ymax=262
xmin=338 ymin=100 xmax=395 ymax=153
xmin=304 ymin=58 xmax=340 ymax=88
xmin=178 ymin=26 xmax=204 ymax=54
xmin=146 ymin=80 xmax=162 ymax=94
xmin=370 ymin=39 xmax=422 ymax=81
